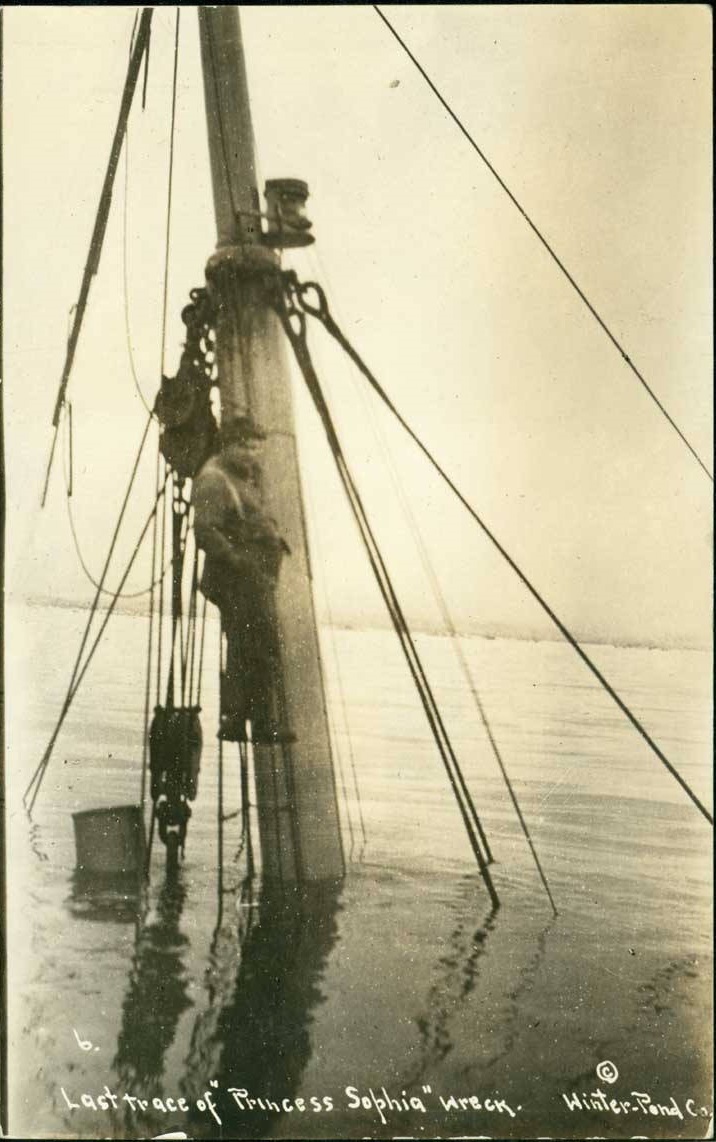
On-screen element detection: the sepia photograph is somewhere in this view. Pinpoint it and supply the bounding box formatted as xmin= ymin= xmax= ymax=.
xmin=2 ymin=5 xmax=713 ymax=1139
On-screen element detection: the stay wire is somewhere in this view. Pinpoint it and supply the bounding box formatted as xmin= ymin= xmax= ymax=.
xmin=141 ymin=10 xmax=151 ymax=110
xmin=140 ymin=446 xmax=163 ymax=820
xmin=335 ymin=438 xmax=496 ymax=885
xmin=24 ymin=484 xmax=168 ymax=814
xmin=59 ymin=404 xmax=167 ymax=598
xmin=394 ymin=458 xmax=558 ymax=912
xmin=282 ymin=293 xmax=494 ymax=865
xmin=61 ymin=405 xmax=169 ymax=600
xmin=304 ymin=254 xmax=371 ymax=846
xmin=65 ymin=497 xmax=170 ymax=600
xmin=180 ymin=534 xmax=199 ymax=707
xmin=186 ymin=545 xmax=200 ymax=707
xmin=66 ymin=400 xmax=73 ymax=497
xmin=122 ymin=127 xmax=154 ymax=415
xmin=145 ymin=805 xmax=156 ymax=878
xmin=165 ymin=486 xmax=189 ymax=709
xmin=295 ymin=279 xmax=712 ymax=827
xmin=331 ymin=440 xmax=496 ymax=881
xmin=373 ymin=6 xmax=713 ymax=485
xmin=128 ymin=8 xmax=139 ymax=56
xmin=310 ymin=263 xmax=548 ymax=900
xmin=40 ymin=421 xmax=61 ymax=508
xmin=50 ymin=9 xmax=153 ymax=431
xmin=301 ymin=466 xmax=365 ymax=856
xmin=43 ymin=10 xmax=151 ymax=508
xmin=217 ymin=636 xmax=225 ymax=895
xmin=326 ymin=701 xmax=356 ymax=860
xmin=177 ymin=515 xmax=191 ymax=705
xmin=158 ymin=8 xmax=181 ymax=381
xmin=25 ymin=484 xmax=167 ymax=812
xmin=196 ymin=594 xmax=208 ymax=706
xmin=156 ymin=8 xmax=184 ymax=708
xmin=234 ymin=740 xmax=250 ymax=865
xmin=176 ymin=508 xmax=191 ymax=697
xmin=66 ymin=412 xmax=153 ymax=700
xmin=278 ymin=304 xmax=498 ymax=902
xmin=156 ymin=459 xmax=169 ymax=707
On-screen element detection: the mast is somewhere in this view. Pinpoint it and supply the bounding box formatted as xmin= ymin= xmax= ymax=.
xmin=197 ymin=7 xmax=345 ymax=883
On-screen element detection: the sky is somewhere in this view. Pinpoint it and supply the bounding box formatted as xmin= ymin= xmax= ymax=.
xmin=3 ymin=5 xmax=712 ymax=647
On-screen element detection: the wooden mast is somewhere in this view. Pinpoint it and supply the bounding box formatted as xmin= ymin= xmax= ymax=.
xmin=197 ymin=7 xmax=345 ymax=883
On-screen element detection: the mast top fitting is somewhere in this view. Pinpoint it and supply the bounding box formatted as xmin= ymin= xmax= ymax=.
xmin=263 ymin=178 xmax=315 ymax=249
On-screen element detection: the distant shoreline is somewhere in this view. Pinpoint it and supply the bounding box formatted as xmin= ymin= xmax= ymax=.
xmin=12 ymin=593 xmax=710 ymax=654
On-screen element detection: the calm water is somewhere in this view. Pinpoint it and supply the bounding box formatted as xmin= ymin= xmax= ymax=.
xmin=5 ymin=602 xmax=713 ymax=1140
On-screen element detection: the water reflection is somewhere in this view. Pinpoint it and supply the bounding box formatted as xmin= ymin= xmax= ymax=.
xmin=67 ymin=868 xmax=143 ymax=925
xmin=112 ymin=875 xmax=192 ymax=1116
xmin=185 ymin=880 xmax=342 ymax=1140
xmin=411 ymin=882 xmax=499 ymax=1084
xmin=180 ymin=873 xmax=258 ymax=1093
xmin=96 ymin=859 xmax=341 ymax=1140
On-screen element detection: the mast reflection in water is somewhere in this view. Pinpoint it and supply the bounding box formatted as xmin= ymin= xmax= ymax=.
xmin=102 ymin=861 xmax=340 ymax=1139
xmin=186 ymin=881 xmax=342 ymax=1139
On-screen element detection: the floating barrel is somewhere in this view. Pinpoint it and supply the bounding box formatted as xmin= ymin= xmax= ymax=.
xmin=72 ymin=805 xmax=146 ymax=876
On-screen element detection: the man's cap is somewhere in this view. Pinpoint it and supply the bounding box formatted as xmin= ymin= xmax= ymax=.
xmin=220 ymin=416 xmax=267 ymax=445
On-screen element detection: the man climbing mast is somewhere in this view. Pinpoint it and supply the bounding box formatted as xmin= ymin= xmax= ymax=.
xmin=193 ymin=416 xmax=295 ymax=746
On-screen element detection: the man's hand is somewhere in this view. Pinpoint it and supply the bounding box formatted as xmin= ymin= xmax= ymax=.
xmin=195 ymin=523 xmax=238 ymax=567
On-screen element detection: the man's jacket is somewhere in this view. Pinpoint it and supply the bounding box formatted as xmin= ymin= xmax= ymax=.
xmin=192 ymin=453 xmax=288 ymax=608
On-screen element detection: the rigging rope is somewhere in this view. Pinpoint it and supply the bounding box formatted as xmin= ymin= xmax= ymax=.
xmin=63 ymin=412 xmax=153 ymax=700
xmin=66 ymin=400 xmax=73 ymax=497
xmin=276 ymin=295 xmax=498 ymax=905
xmin=397 ymin=482 xmax=558 ymax=913
xmin=158 ymin=8 xmax=181 ymax=380
xmin=165 ymin=480 xmax=190 ymax=709
xmin=289 ymin=275 xmax=712 ymax=827
xmin=308 ymin=261 xmax=549 ymax=901
xmin=122 ymin=130 xmax=154 ymax=415
xmin=128 ymin=9 xmax=140 ymax=57
xmin=24 ymin=482 xmax=168 ymax=815
xmin=186 ymin=545 xmax=200 ymax=707
xmin=59 ymin=404 xmax=168 ymax=598
xmin=139 ymin=8 xmax=186 ymax=743
xmin=196 ymin=595 xmax=208 ymax=706
xmin=156 ymin=458 xmax=169 ymax=706
xmin=50 ymin=9 xmax=154 ymax=431
xmin=372 ymin=6 xmax=713 ymax=485
xmin=140 ymin=447 xmax=163 ymax=823
xmin=301 ymin=463 xmax=367 ymax=857
xmin=218 ymin=636 xmax=225 ymax=895
xmin=42 ymin=10 xmax=153 ymax=505
xmin=140 ymin=11 xmax=151 ymax=110
xmin=65 ymin=491 xmax=169 ymax=600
